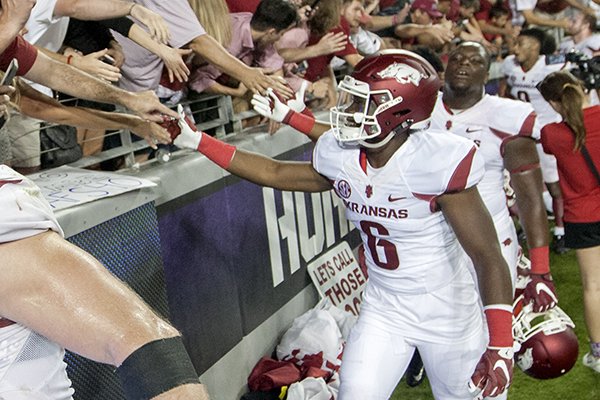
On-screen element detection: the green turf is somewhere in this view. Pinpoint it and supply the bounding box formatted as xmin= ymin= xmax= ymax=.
xmin=390 ymin=246 xmax=600 ymax=399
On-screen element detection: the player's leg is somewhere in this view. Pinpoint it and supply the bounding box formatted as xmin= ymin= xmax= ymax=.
xmin=338 ymin=285 xmax=415 ymax=400
xmin=546 ymin=181 xmax=567 ymax=253
xmin=0 ymin=167 xmax=207 ymax=398
xmin=0 ymin=230 xmax=208 ymax=398
xmin=419 ymin=329 xmax=487 ymax=400
xmin=415 ymin=265 xmax=488 ymax=400
xmin=0 ymin=231 xmax=208 ymax=399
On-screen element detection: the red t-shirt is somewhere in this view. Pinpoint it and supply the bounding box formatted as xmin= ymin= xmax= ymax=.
xmin=304 ymin=17 xmax=357 ymax=82
xmin=535 ymin=0 xmax=569 ymax=14
xmin=443 ymin=0 xmax=461 ymax=22
xmin=541 ymin=105 xmax=600 ymax=223
xmin=225 ymin=0 xmax=260 ymax=13
xmin=0 ymin=36 xmax=38 ymax=76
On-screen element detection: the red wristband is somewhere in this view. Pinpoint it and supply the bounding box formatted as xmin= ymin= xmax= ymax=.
xmin=198 ymin=133 xmax=236 ymax=169
xmin=301 ymin=107 xmax=315 ymax=119
xmin=283 ymin=110 xmax=315 ymax=135
xmin=484 ymin=306 xmax=513 ymax=348
xmin=529 ymin=246 xmax=550 ymax=274
xmin=392 ymin=14 xmax=400 ymax=25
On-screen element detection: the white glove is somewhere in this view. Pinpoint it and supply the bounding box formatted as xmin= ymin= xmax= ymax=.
xmin=287 ymin=80 xmax=308 ymax=113
xmin=251 ymin=88 xmax=292 ymax=123
xmin=173 ymin=104 xmax=202 ymax=150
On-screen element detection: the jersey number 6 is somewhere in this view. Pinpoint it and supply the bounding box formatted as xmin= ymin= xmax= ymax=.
xmin=360 ymin=220 xmax=399 ymax=270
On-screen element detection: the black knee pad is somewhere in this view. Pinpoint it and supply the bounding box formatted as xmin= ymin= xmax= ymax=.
xmin=116 ymin=336 xmax=199 ymax=399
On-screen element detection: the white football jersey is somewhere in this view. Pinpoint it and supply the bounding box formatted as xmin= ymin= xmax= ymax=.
xmin=312 ymin=130 xmax=485 ymax=295
xmin=431 ymin=93 xmax=538 ymax=219
xmin=0 ymin=165 xmax=63 ymax=243
xmin=501 ymin=55 xmax=564 ymax=127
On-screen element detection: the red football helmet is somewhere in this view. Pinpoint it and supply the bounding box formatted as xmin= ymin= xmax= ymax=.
xmin=330 ymin=49 xmax=441 ymax=148
xmin=512 ymin=295 xmax=579 ymax=379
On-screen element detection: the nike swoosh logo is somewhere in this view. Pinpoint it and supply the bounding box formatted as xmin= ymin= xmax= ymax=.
xmin=388 ymin=195 xmax=407 ymax=202
xmin=536 ymin=283 xmax=558 ymax=302
xmin=466 ymin=128 xmax=482 ymax=133
xmin=493 ymin=359 xmax=510 ymax=382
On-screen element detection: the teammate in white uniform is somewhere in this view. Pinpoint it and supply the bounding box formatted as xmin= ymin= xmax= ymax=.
xmin=500 ymin=27 xmax=568 ymax=254
xmin=432 ymin=42 xmax=558 ymax=313
xmin=0 ymin=165 xmax=75 ymax=399
xmin=175 ymin=50 xmax=515 ymax=400
xmin=0 ymin=161 xmax=209 ymax=400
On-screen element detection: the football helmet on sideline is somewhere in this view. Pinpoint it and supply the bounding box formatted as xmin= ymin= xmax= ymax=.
xmin=512 ymin=295 xmax=579 ymax=379
xmin=330 ymin=50 xmax=441 ymax=148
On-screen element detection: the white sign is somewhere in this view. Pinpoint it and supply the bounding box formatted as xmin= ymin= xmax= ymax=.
xmin=307 ymin=241 xmax=366 ymax=316
xmin=29 ymin=166 xmax=156 ymax=211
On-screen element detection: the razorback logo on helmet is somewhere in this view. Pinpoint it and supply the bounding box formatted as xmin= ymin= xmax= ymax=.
xmin=377 ymin=63 xmax=424 ymax=86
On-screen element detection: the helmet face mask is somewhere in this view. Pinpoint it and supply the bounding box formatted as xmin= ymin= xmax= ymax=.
xmin=329 ymin=50 xmax=441 ymax=148
xmin=513 ymin=296 xmax=579 ymax=379
xmin=330 ymin=76 xmax=393 ymax=144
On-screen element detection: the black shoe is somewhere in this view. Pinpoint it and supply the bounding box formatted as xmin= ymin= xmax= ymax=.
xmin=405 ymin=351 xmax=426 ymax=387
xmin=552 ymin=235 xmax=569 ymax=255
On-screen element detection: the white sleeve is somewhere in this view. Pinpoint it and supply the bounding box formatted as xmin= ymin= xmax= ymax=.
xmin=407 ymin=133 xmax=484 ymax=195
xmin=24 ymin=0 xmax=61 ymax=44
xmin=488 ymin=98 xmax=538 ymax=139
xmin=515 ymin=0 xmax=537 ymax=11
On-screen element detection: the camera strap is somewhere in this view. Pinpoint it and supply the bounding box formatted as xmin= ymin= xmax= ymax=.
xmin=581 ymin=145 xmax=600 ymax=186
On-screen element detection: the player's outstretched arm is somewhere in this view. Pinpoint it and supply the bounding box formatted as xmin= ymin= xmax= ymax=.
xmin=504 ymin=137 xmax=557 ymax=312
xmin=438 ymin=186 xmax=514 ymax=399
xmin=170 ymin=105 xmax=331 ymax=193
xmin=251 ymin=86 xmax=329 ymax=143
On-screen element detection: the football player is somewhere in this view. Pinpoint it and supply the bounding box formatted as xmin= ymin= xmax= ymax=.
xmin=251 ymin=42 xmax=561 ymax=394
xmin=251 ymin=42 xmax=559 ymax=315
xmin=172 ymin=50 xmax=514 ymax=400
xmin=499 ymin=28 xmax=568 ymax=254
xmin=431 ymin=41 xmax=558 ymax=310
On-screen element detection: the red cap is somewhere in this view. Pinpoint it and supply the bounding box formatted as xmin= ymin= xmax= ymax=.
xmin=411 ymin=0 xmax=443 ymax=18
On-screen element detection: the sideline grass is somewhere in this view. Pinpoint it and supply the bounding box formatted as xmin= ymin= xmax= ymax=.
xmin=390 ymin=248 xmax=600 ymax=399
